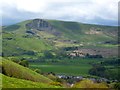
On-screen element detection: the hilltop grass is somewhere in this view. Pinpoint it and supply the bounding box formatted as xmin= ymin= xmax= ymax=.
xmin=2 ymin=59 xmax=53 ymax=83
xmin=47 ymin=20 xmax=117 ymax=42
xmin=1 ymin=74 xmax=61 ymax=88
xmin=3 ymin=19 xmax=117 ymax=44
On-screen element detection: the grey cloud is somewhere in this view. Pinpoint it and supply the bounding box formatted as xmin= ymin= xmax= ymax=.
xmin=1 ymin=0 xmax=118 ymax=26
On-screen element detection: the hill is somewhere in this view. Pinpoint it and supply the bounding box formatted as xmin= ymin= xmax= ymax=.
xmin=2 ymin=18 xmax=118 ymax=58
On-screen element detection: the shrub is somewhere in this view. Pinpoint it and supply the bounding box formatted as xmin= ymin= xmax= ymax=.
xmin=50 ymin=82 xmax=62 ymax=87
xmin=47 ymin=74 xmax=57 ymax=81
xmin=34 ymin=69 xmax=41 ymax=74
xmin=89 ymin=65 xmax=106 ymax=77
xmin=18 ymin=60 xmax=29 ymax=67
xmin=114 ymin=82 xmax=120 ymax=90
xmin=73 ymin=79 xmax=108 ymax=88
xmin=44 ymin=51 xmax=54 ymax=58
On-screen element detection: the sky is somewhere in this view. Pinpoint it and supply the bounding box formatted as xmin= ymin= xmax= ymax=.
xmin=0 ymin=0 xmax=119 ymax=26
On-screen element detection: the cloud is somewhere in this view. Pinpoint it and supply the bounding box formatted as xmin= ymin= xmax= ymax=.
xmin=0 ymin=0 xmax=119 ymax=26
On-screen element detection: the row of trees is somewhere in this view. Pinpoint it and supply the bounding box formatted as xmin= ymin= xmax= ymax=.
xmin=89 ymin=64 xmax=120 ymax=81
xmin=86 ymin=53 xmax=103 ymax=58
xmin=2 ymin=49 xmax=35 ymax=57
xmin=101 ymin=59 xmax=120 ymax=65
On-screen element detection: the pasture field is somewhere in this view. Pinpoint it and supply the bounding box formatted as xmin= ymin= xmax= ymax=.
xmin=29 ymin=58 xmax=102 ymax=76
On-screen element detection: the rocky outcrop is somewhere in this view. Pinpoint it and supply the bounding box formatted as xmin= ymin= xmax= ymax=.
xmin=26 ymin=19 xmax=53 ymax=31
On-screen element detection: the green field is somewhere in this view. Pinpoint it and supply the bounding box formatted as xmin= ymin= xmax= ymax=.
xmin=30 ymin=64 xmax=91 ymax=76
xmin=29 ymin=59 xmax=101 ymax=76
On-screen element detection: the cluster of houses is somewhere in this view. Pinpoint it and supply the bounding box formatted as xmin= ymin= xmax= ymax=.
xmin=68 ymin=50 xmax=86 ymax=58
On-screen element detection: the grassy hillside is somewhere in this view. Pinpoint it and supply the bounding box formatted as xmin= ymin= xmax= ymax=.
xmin=2 ymin=19 xmax=118 ymax=57
xmin=1 ymin=74 xmax=60 ymax=88
xmin=47 ymin=20 xmax=117 ymax=42
xmin=2 ymin=59 xmax=53 ymax=83
xmin=0 ymin=57 xmax=64 ymax=88
xmin=2 ymin=31 xmax=52 ymax=56
xmin=3 ymin=19 xmax=117 ymax=42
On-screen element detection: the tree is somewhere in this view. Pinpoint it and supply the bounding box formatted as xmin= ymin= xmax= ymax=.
xmin=89 ymin=65 xmax=106 ymax=77
xmin=44 ymin=51 xmax=54 ymax=58
xmin=18 ymin=60 xmax=29 ymax=67
xmin=34 ymin=69 xmax=41 ymax=74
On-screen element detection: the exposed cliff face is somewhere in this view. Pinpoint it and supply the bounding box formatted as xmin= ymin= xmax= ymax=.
xmin=26 ymin=19 xmax=53 ymax=31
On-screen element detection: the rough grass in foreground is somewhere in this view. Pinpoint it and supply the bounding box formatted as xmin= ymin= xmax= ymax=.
xmin=1 ymin=74 xmax=61 ymax=88
xmin=2 ymin=59 xmax=52 ymax=83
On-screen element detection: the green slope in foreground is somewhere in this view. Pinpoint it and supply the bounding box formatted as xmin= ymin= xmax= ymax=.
xmin=1 ymin=59 xmax=52 ymax=83
xmin=1 ymin=74 xmax=60 ymax=88
xmin=0 ymin=58 xmax=62 ymax=88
